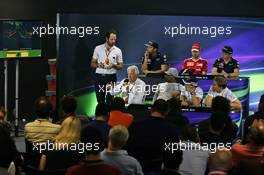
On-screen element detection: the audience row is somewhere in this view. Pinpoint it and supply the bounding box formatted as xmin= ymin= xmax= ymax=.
xmin=0 ymin=94 xmax=263 ymax=175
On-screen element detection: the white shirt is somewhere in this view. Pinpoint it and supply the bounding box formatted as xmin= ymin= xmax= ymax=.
xmin=207 ymin=86 xmax=237 ymax=102
xmin=181 ymin=86 xmax=203 ymax=102
xmin=101 ymin=149 xmax=144 ymax=175
xmin=110 ymin=78 xmax=146 ymax=104
xmin=93 ymin=44 xmax=123 ymax=74
xmin=154 ymin=82 xmax=184 ymax=101
xmin=179 ymin=141 xmax=210 ymax=175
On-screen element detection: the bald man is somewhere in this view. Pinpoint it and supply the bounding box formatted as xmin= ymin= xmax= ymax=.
xmin=207 ymin=150 xmax=232 ymax=175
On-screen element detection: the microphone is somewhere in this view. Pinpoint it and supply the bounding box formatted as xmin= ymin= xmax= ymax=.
xmin=123 ymin=79 xmax=130 ymax=92
xmin=124 ymin=79 xmax=129 ymax=83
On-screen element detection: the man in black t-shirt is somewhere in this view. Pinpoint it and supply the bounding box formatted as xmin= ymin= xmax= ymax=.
xmin=141 ymin=40 xmax=168 ymax=75
xmin=127 ymin=99 xmax=179 ymax=174
xmin=211 ymin=46 xmax=240 ymax=78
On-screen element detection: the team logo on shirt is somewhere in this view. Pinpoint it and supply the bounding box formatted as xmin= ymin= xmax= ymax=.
xmin=219 ymin=63 xmax=224 ymax=68
xmin=187 ymin=62 xmax=194 ymax=66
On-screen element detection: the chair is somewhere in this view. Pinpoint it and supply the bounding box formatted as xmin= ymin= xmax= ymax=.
xmin=24 ymin=139 xmax=42 ymax=167
xmin=24 ymin=165 xmax=66 ymax=175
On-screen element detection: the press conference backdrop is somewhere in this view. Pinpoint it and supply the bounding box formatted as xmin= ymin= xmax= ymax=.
xmin=57 ymin=14 xmax=264 ymax=117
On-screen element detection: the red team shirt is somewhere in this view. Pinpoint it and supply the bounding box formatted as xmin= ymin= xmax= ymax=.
xmin=182 ymin=57 xmax=208 ymax=75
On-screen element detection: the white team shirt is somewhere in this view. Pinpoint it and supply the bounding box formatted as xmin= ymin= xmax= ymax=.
xmin=110 ymin=78 xmax=146 ymax=104
xmin=93 ymin=44 xmax=123 ymax=74
xmin=181 ymin=86 xmax=204 ymax=102
xmin=207 ymin=86 xmax=237 ymax=102
xmin=154 ymin=82 xmax=184 ymax=101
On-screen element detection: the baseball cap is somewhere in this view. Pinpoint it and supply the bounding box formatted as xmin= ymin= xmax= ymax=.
xmin=222 ymin=46 xmax=233 ymax=54
xmin=165 ymin=68 xmax=178 ymax=77
xmin=182 ymin=78 xmax=198 ymax=86
xmin=144 ymin=40 xmax=159 ymax=49
xmin=191 ymin=43 xmax=201 ymax=52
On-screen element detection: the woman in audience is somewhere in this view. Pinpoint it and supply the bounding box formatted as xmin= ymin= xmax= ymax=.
xmin=39 ymin=116 xmax=83 ymax=171
xmin=57 ymin=95 xmax=78 ymax=124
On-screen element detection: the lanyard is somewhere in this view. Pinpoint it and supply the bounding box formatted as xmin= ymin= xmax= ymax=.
xmin=129 ymin=83 xmax=135 ymax=92
xmin=105 ymin=49 xmax=112 ymax=59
